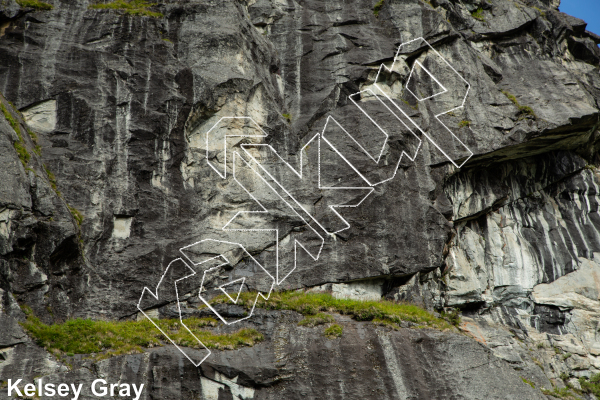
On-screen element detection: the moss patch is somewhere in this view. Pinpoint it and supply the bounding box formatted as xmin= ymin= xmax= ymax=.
xmin=27 ymin=129 xmax=42 ymax=155
xmin=532 ymin=6 xmax=546 ymax=18
xmin=372 ymin=317 xmax=401 ymax=330
xmin=298 ymin=313 xmax=335 ymax=327
xmin=20 ymin=310 xmax=263 ymax=361
xmin=1 ymin=102 xmax=21 ymax=138
xmin=373 ymin=0 xmax=385 ymax=17
xmin=471 ymin=7 xmax=485 ymax=21
xmin=324 ymin=323 xmax=343 ymax=338
xmin=212 ymin=291 xmax=452 ymax=330
xmin=401 ymin=97 xmax=418 ymax=110
xmin=68 ymin=206 xmax=84 ymax=227
xmin=89 ymin=0 xmax=163 ymax=18
xmin=2 ymin=101 xmax=31 ymax=167
xmin=521 ymin=377 xmax=535 ymax=389
xmin=16 ymin=0 xmax=53 ymax=10
xmin=13 ymin=141 xmax=31 ymax=166
xmin=44 ymin=165 xmax=60 ymax=195
xmin=441 ymin=308 xmax=461 ymax=327
xmin=458 ymin=120 xmax=471 ymax=128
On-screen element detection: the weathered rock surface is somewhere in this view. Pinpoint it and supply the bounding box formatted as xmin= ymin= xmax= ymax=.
xmin=0 ymin=310 xmax=547 ymax=400
xmin=0 ymin=0 xmax=600 ymax=397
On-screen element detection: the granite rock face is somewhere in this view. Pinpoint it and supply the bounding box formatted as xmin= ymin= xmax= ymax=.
xmin=0 ymin=310 xmax=548 ymax=400
xmin=0 ymin=0 xmax=600 ymax=397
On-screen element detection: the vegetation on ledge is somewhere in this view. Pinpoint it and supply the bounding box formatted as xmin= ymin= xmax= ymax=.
xmin=211 ymin=291 xmax=453 ymax=330
xmin=89 ymin=0 xmax=163 ymax=18
xmin=298 ymin=312 xmax=335 ymax=327
xmin=580 ymin=373 xmax=600 ymax=397
xmin=20 ymin=291 xmax=452 ymax=362
xmin=540 ymin=387 xmax=581 ymax=400
xmin=20 ymin=307 xmax=263 ymax=361
xmin=1 ymin=101 xmax=31 ymax=167
xmin=16 ymin=0 xmax=53 ymax=10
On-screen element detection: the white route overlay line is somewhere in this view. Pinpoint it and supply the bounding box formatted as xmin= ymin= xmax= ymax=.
xmin=194 ymin=148 xmax=326 ymax=285
xmin=219 ymin=277 xmax=245 ymax=303
xmin=319 ymin=111 xmax=421 ymax=187
xmin=233 ymin=151 xmax=325 ymax=284
xmin=373 ymin=37 xmax=473 ymax=169
xmin=205 ymin=116 xmax=267 ymax=179
xmin=240 ymin=132 xmax=375 ymax=235
xmin=138 ymin=36 xmax=473 ymax=366
xmin=180 ymin=238 xmax=276 ymax=326
xmin=137 ymin=258 xmax=212 ymax=367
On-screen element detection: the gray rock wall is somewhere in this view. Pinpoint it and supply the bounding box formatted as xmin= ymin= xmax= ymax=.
xmin=1 ymin=0 xmax=600 ymax=397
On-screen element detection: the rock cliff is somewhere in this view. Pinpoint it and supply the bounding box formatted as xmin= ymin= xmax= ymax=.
xmin=1 ymin=0 xmax=600 ymax=398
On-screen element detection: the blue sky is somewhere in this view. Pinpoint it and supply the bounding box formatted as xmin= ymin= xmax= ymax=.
xmin=559 ymin=0 xmax=600 ymax=35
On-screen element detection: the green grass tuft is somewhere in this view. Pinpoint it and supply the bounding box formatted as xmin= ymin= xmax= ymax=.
xmin=532 ymin=6 xmax=546 ymax=18
xmin=2 ymin=101 xmax=32 ymax=166
xmin=282 ymin=113 xmax=292 ymax=122
xmin=372 ymin=317 xmax=401 ymax=330
xmin=1 ymin=102 xmax=22 ymax=138
xmin=298 ymin=313 xmax=335 ymax=327
xmin=458 ymin=120 xmax=471 ymax=128
xmin=28 ymin=129 xmax=38 ymax=143
xmin=580 ymin=373 xmax=600 ymax=397
xmin=20 ymin=312 xmax=263 ymax=360
xmin=501 ymin=90 xmax=537 ymax=120
xmin=521 ymin=377 xmax=535 ymax=389
xmin=373 ymin=0 xmax=385 ymax=17
xmin=532 ymin=357 xmax=544 ymax=371
xmin=28 ymin=129 xmax=42 ymax=155
xmin=211 ymin=291 xmax=452 ymax=330
xmin=16 ymin=0 xmax=53 ymax=10
xmin=502 ymin=90 xmax=518 ymax=105
xmin=541 ymin=387 xmax=581 ymax=400
xmin=21 ymin=304 xmax=33 ymax=316
xmin=471 ymin=7 xmax=485 ymax=21
xmin=441 ymin=308 xmax=461 ymax=326
xmin=68 ymin=206 xmax=84 ymax=227
xmin=519 ymin=105 xmax=535 ymax=118
xmin=324 ymin=323 xmax=343 ymax=338
xmin=89 ymin=0 xmax=163 ymax=18
xmin=43 ymin=165 xmax=61 ymax=196
xmin=401 ymin=98 xmax=419 ymax=111
xmin=14 ymin=141 xmax=31 ymax=167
